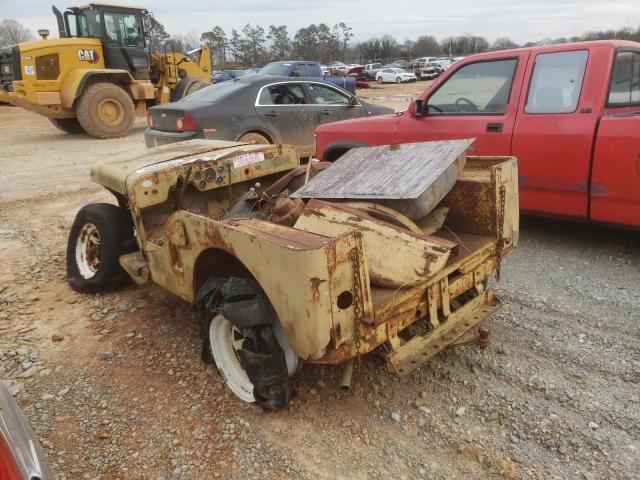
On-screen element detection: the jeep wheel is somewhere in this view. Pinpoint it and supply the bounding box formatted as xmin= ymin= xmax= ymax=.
xmin=66 ymin=203 xmax=135 ymax=293
xmin=195 ymin=277 xmax=298 ymax=411
xmin=49 ymin=118 xmax=86 ymax=134
xmin=76 ymin=82 xmax=135 ymax=139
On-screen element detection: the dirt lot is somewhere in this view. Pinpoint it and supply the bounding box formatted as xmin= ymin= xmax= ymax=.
xmin=0 ymin=86 xmax=639 ymax=480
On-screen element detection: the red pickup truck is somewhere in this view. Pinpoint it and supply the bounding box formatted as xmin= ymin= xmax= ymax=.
xmin=315 ymin=40 xmax=640 ymax=228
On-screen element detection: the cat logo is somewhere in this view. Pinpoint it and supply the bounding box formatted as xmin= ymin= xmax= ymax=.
xmin=77 ymin=49 xmax=100 ymax=64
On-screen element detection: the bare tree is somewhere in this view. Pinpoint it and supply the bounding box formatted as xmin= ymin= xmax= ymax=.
xmin=490 ymin=37 xmax=519 ymax=51
xmin=0 ymin=19 xmax=34 ymax=46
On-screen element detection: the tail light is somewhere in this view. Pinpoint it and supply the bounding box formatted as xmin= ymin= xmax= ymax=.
xmin=176 ymin=112 xmax=196 ymax=131
xmin=147 ymin=113 xmax=154 ymax=128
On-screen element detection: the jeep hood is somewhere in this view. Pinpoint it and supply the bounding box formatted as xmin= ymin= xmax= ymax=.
xmin=90 ymin=139 xmax=247 ymax=195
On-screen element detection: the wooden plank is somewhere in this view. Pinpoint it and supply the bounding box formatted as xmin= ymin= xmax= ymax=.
xmin=292 ymin=139 xmax=473 ymax=200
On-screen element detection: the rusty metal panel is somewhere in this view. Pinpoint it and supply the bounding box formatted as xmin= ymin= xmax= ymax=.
xmin=292 ymin=139 xmax=473 ymax=204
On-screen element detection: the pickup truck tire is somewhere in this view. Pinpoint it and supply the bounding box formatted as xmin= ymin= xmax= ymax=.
xmin=76 ymin=82 xmax=135 ymax=139
xmin=66 ymin=203 xmax=135 ymax=293
xmin=49 ymin=118 xmax=86 ymax=134
xmin=195 ymin=277 xmax=296 ymax=411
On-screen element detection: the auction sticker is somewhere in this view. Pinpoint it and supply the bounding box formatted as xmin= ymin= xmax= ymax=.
xmin=233 ymin=151 xmax=265 ymax=168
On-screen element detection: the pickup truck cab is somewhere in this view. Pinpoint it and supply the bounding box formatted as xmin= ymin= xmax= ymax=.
xmin=364 ymin=63 xmax=384 ymax=79
xmin=316 ymin=40 xmax=640 ymax=228
xmin=259 ymin=61 xmax=356 ymax=93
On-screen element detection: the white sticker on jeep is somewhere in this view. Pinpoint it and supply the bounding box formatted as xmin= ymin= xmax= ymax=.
xmin=233 ymin=151 xmax=265 ymax=169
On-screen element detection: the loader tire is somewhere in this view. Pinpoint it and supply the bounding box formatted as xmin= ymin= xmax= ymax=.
xmin=184 ymin=80 xmax=208 ymax=97
xmin=76 ymin=82 xmax=135 ymax=139
xmin=66 ymin=203 xmax=135 ymax=293
xmin=49 ymin=117 xmax=86 ymax=134
xmin=194 ymin=277 xmax=295 ymax=411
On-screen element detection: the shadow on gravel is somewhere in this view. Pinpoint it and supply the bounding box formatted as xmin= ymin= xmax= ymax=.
xmin=520 ymin=215 xmax=640 ymax=251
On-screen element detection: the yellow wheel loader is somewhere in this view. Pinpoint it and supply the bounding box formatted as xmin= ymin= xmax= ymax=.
xmin=0 ymin=4 xmax=212 ymax=138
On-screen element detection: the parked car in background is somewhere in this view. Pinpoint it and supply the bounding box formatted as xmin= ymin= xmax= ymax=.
xmin=212 ymin=69 xmax=248 ymax=83
xmin=416 ymin=56 xmax=438 ymax=64
xmin=258 ymin=61 xmax=356 ymax=93
xmin=315 ymin=40 xmax=640 ymax=228
xmin=0 ymin=383 xmax=52 ymax=479
xmin=363 ymin=63 xmax=384 ymax=79
xmin=145 ymin=75 xmax=393 ymax=156
xmin=376 ymin=68 xmax=417 ymax=83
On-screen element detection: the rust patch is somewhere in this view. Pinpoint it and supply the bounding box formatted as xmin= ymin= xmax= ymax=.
xmin=310 ymin=277 xmax=326 ymax=301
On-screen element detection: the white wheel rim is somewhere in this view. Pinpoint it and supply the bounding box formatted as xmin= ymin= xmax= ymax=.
xmin=209 ymin=314 xmax=255 ymax=403
xmin=75 ymin=222 xmax=101 ymax=279
xmin=208 ymin=313 xmax=300 ymax=403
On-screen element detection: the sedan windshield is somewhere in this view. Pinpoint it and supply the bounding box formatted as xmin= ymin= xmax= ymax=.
xmin=181 ymin=81 xmax=248 ymax=102
xmin=258 ymin=63 xmax=291 ymax=75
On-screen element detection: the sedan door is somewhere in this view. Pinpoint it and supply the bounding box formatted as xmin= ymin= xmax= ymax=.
xmin=254 ymin=81 xmax=319 ymax=157
xmin=306 ymin=82 xmax=359 ymax=125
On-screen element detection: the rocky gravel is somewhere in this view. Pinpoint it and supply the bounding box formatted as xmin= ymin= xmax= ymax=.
xmin=1 ymin=106 xmax=639 ymax=479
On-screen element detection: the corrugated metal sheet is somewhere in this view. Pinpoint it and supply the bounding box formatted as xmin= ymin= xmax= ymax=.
xmin=292 ymin=139 xmax=474 ymax=200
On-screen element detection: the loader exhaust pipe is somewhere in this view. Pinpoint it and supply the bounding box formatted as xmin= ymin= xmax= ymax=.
xmin=339 ymin=358 xmax=355 ymax=391
xmin=52 ymin=6 xmax=67 ymax=38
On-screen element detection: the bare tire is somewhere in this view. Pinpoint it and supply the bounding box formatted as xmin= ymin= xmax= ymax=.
xmin=193 ymin=277 xmax=297 ymax=411
xmin=66 ymin=203 xmax=135 ymax=293
xmin=76 ymin=82 xmax=135 ymax=139
xmin=396 ymin=77 xmax=402 ymax=84
xmin=49 ymin=118 xmax=86 ymax=134
xmin=238 ymin=132 xmax=269 ymax=145
xmin=185 ymin=80 xmax=208 ymax=97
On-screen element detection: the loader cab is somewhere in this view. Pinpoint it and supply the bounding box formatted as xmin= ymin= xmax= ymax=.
xmin=57 ymin=3 xmax=150 ymax=77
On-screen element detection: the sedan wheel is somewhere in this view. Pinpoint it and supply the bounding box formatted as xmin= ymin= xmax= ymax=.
xmin=238 ymin=132 xmax=270 ymax=145
xmin=396 ymin=77 xmax=402 ymax=84
xmin=377 ymin=77 xmax=383 ymax=84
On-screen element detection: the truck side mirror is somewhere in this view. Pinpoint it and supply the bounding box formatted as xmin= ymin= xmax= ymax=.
xmin=414 ymin=99 xmax=424 ymax=117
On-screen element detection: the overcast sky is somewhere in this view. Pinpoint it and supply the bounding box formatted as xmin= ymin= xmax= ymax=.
xmin=3 ymin=0 xmax=640 ymax=44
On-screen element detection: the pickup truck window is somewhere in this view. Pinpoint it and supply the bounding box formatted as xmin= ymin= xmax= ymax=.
xmin=525 ymin=50 xmax=587 ymax=114
xmin=308 ymin=83 xmax=350 ymax=105
xmin=427 ymin=59 xmax=517 ymax=115
xmin=292 ymin=64 xmax=307 ymax=77
xmin=258 ymin=83 xmax=306 ymax=105
xmin=608 ymin=51 xmax=640 ymax=105
xmin=308 ymin=64 xmax=322 ymax=77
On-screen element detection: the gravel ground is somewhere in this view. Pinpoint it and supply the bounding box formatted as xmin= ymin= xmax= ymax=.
xmin=0 ymin=103 xmax=638 ymax=480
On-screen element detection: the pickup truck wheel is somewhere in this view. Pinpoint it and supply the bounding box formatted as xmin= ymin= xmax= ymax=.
xmin=196 ymin=277 xmax=297 ymax=411
xmin=396 ymin=77 xmax=402 ymax=84
xmin=49 ymin=118 xmax=86 ymax=134
xmin=76 ymin=82 xmax=135 ymax=139
xmin=66 ymin=203 xmax=135 ymax=293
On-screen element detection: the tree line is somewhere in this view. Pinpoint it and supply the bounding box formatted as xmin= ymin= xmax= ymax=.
xmin=2 ymin=16 xmax=640 ymax=67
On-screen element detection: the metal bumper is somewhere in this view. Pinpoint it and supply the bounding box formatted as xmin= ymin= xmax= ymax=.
xmin=386 ymin=289 xmax=500 ymax=376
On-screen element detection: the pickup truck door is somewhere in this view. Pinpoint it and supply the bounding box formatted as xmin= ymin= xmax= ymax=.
xmin=589 ymin=49 xmax=640 ymax=227
xmin=510 ymin=47 xmax=598 ymax=218
xmin=254 ymin=81 xmax=319 ymax=158
xmin=395 ymin=50 xmax=530 ymax=155
xmin=306 ymin=82 xmax=359 ymax=125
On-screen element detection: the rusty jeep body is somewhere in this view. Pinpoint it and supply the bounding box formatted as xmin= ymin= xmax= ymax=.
xmin=66 ymin=138 xmax=519 ymax=410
